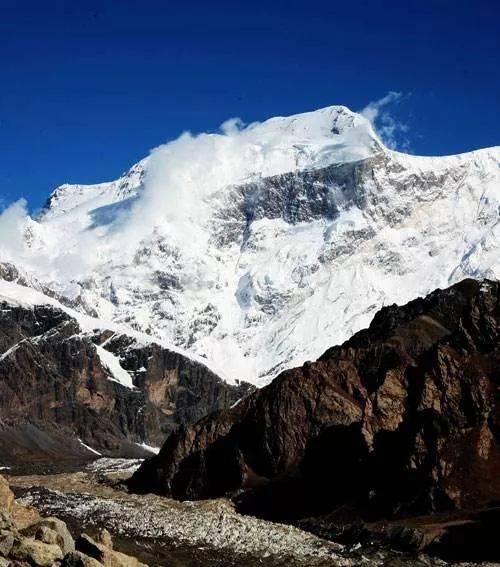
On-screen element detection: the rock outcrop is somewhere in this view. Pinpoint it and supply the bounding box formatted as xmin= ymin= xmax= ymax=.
xmin=0 ymin=293 xmax=251 ymax=467
xmin=131 ymin=279 xmax=499 ymax=527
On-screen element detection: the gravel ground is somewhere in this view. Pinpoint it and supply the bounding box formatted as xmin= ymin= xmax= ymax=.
xmin=8 ymin=461 xmax=500 ymax=567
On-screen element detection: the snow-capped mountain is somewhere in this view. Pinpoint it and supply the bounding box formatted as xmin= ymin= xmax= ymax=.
xmin=1 ymin=105 xmax=499 ymax=385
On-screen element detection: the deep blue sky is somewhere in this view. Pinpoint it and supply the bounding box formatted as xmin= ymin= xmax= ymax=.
xmin=1 ymin=0 xmax=499 ymax=210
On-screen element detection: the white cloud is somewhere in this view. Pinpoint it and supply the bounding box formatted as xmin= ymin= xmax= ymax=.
xmin=0 ymin=199 xmax=30 ymax=261
xmin=360 ymin=92 xmax=410 ymax=151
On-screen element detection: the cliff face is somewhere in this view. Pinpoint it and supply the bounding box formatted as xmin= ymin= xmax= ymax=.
xmin=98 ymin=332 xmax=251 ymax=443
xmin=0 ymin=299 xmax=250 ymax=467
xmin=131 ymin=279 xmax=499 ymax=523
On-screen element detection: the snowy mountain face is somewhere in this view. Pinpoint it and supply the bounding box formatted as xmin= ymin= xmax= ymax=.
xmin=1 ymin=105 xmax=499 ymax=385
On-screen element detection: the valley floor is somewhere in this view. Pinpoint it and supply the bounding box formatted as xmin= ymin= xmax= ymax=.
xmin=5 ymin=460 xmax=499 ymax=567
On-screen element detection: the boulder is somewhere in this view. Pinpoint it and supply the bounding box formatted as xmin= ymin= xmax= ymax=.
xmin=11 ymin=503 xmax=40 ymax=529
xmin=0 ymin=511 xmax=13 ymax=531
xmin=10 ymin=537 xmax=64 ymax=566
xmin=0 ymin=532 xmax=14 ymax=557
xmin=0 ymin=476 xmax=14 ymax=512
xmin=76 ymin=534 xmax=147 ymax=567
xmin=96 ymin=528 xmax=113 ymax=549
xmin=35 ymin=517 xmax=75 ymax=554
xmin=36 ymin=525 xmax=61 ymax=546
xmin=62 ymin=550 xmax=104 ymax=566
xmin=0 ymin=475 xmax=40 ymax=530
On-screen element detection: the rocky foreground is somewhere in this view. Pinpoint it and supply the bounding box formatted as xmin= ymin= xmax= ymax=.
xmin=0 ymin=473 xmax=146 ymax=566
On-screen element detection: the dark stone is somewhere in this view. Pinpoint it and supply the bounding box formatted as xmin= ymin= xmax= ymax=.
xmin=62 ymin=550 xmax=102 ymax=566
xmin=75 ymin=534 xmax=105 ymax=562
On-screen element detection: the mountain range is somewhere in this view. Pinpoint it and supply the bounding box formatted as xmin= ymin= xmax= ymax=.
xmin=0 ymin=104 xmax=499 ymax=563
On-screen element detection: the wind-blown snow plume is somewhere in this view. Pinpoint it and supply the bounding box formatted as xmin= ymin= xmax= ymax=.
xmin=0 ymin=196 xmax=102 ymax=285
xmin=360 ymin=91 xmax=410 ymax=150
xmin=128 ymin=106 xmax=379 ymax=247
xmin=0 ymin=199 xmax=29 ymax=260
xmin=129 ymin=127 xmax=260 ymax=247
xmin=1 ymin=105 xmax=377 ymax=271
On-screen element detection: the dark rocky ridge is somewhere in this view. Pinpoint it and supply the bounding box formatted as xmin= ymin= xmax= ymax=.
xmin=0 ymin=262 xmax=100 ymax=318
xmin=131 ymin=279 xmax=499 ymax=534
xmin=0 ymin=297 xmax=251 ymax=468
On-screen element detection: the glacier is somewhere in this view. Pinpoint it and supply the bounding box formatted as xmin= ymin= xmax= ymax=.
xmin=0 ymin=105 xmax=499 ymax=385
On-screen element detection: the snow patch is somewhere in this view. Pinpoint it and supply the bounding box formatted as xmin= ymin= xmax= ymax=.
xmin=0 ymin=340 xmax=24 ymax=362
xmin=78 ymin=439 xmax=102 ymax=456
xmin=0 ymin=279 xmax=231 ymax=383
xmin=95 ymin=345 xmax=136 ymax=389
xmin=135 ymin=442 xmax=160 ymax=455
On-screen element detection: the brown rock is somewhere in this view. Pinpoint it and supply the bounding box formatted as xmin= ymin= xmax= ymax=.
xmin=10 ymin=537 xmax=64 ymax=566
xmin=0 ymin=532 xmax=14 ymax=557
xmin=0 ymin=476 xmax=14 ymax=513
xmin=76 ymin=534 xmax=147 ymax=567
xmin=0 ymin=300 xmax=252 ymax=466
xmin=107 ymin=549 xmax=147 ymax=567
xmin=35 ymin=525 xmax=60 ymax=546
xmin=35 ymin=517 xmax=74 ymax=554
xmin=11 ymin=503 xmax=40 ymax=530
xmin=96 ymin=528 xmax=113 ymax=550
xmin=0 ymin=511 xmax=13 ymax=531
xmin=0 ymin=475 xmax=39 ymax=530
xmin=75 ymin=534 xmax=105 ymax=562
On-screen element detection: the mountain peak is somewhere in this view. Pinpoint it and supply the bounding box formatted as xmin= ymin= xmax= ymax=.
xmin=248 ymin=104 xmax=373 ymax=137
xmin=1 ymin=106 xmax=499 ymax=385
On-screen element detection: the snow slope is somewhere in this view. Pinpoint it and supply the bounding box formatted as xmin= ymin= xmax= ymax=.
xmin=0 ymin=105 xmax=499 ymax=385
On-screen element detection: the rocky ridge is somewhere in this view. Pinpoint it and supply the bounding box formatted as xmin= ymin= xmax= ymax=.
xmin=0 ymin=279 xmax=250 ymax=468
xmin=130 ymin=279 xmax=499 ymax=558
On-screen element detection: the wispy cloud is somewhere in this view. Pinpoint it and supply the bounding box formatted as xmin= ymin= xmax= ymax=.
xmin=360 ymin=92 xmax=410 ymax=151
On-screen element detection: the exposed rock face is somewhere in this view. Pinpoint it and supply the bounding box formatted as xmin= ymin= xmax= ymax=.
xmin=0 ymin=262 xmax=101 ymax=318
xmin=131 ymin=279 xmax=499 ymax=525
xmin=0 ymin=298 xmax=251 ymax=465
xmin=99 ymin=333 xmax=249 ymax=440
